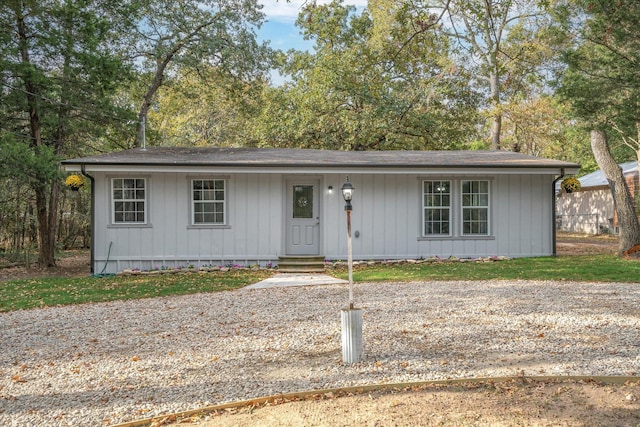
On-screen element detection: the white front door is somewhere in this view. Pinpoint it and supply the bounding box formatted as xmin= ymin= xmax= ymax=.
xmin=286 ymin=179 xmax=320 ymax=255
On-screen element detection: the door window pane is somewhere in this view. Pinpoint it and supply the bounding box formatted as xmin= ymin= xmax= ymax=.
xmin=293 ymin=185 xmax=313 ymax=218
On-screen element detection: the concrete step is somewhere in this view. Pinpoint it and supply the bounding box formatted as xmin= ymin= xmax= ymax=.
xmin=278 ymin=256 xmax=326 ymax=273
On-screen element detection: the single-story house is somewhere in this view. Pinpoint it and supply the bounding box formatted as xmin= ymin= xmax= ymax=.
xmin=62 ymin=147 xmax=580 ymax=274
xmin=556 ymin=161 xmax=639 ymax=235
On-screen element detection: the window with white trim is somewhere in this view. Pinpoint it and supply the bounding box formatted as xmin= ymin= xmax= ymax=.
xmin=112 ymin=178 xmax=147 ymax=224
xmin=423 ymin=180 xmax=451 ymax=236
xmin=192 ymin=179 xmax=226 ymax=225
xmin=461 ymin=180 xmax=489 ymax=235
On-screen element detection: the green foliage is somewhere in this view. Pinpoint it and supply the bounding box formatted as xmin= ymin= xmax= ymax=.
xmin=146 ymin=68 xmax=265 ymax=147
xmin=0 ymin=135 xmax=59 ymax=186
xmin=421 ymin=0 xmax=564 ymax=149
xmin=557 ymin=0 xmax=640 ymax=138
xmin=0 ymin=0 xmax=137 ymax=264
xmin=251 ymin=1 xmax=482 ymax=150
xmin=127 ymin=0 xmax=272 ymax=147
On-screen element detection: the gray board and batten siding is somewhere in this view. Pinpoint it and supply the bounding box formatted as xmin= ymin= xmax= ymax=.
xmin=63 ymin=148 xmax=580 ymax=274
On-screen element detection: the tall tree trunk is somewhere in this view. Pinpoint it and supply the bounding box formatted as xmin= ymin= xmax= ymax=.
xmin=590 ymin=129 xmax=640 ymax=254
xmin=34 ymin=184 xmax=57 ymax=267
xmin=16 ymin=7 xmax=57 ymax=267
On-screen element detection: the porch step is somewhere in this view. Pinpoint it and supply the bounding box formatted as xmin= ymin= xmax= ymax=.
xmin=277 ymin=256 xmax=326 ymax=273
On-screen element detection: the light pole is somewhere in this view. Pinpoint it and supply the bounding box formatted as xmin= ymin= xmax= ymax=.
xmin=340 ymin=176 xmax=362 ymax=364
xmin=341 ymin=177 xmax=354 ymax=308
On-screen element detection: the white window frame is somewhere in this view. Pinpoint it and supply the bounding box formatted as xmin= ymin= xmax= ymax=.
xmin=111 ymin=177 xmax=148 ymax=225
xmin=422 ymin=180 xmax=452 ymax=236
xmin=461 ymin=179 xmax=490 ymax=236
xmin=191 ymin=178 xmax=226 ymax=225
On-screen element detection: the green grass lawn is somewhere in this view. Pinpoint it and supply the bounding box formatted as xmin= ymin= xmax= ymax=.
xmin=1 ymin=255 xmax=638 ymax=313
xmin=0 ymin=269 xmax=272 ymax=312
xmin=331 ymin=255 xmax=640 ymax=283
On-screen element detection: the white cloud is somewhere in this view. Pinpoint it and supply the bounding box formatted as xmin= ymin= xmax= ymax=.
xmin=260 ymin=0 xmax=367 ymax=23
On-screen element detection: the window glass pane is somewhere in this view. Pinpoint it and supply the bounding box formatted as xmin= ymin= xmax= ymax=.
xmin=192 ymin=179 xmax=225 ymax=224
xmin=423 ymin=180 xmax=450 ymax=236
xmin=461 ymin=180 xmax=489 ymax=235
xmin=463 ymin=223 xmax=471 ymax=234
xmin=293 ymin=185 xmax=313 ymax=218
xmin=113 ymin=178 xmax=146 ymax=223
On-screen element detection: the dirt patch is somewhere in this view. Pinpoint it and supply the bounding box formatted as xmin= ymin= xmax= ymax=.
xmin=556 ymin=232 xmax=619 ymax=256
xmin=157 ymin=378 xmax=640 ymax=427
xmin=0 ymin=250 xmax=90 ymax=282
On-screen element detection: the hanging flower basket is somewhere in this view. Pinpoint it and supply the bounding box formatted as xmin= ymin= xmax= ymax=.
xmin=65 ymin=174 xmax=85 ymax=191
xmin=561 ymin=176 xmax=581 ymax=193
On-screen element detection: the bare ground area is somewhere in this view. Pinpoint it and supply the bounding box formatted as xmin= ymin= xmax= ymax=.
xmin=2 ymin=234 xmax=638 ymax=427
xmin=0 ymin=250 xmax=90 ymax=282
xmin=160 ymin=379 xmax=640 ymax=427
xmin=555 ymin=231 xmax=619 ymax=256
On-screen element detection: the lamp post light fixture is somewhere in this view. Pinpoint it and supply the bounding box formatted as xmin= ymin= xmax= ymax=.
xmin=341 ymin=178 xmax=354 ymax=211
xmin=340 ymin=175 xmax=362 ymax=364
xmin=341 ymin=176 xmax=355 ymax=308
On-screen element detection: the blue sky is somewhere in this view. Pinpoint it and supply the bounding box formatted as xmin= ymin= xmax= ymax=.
xmin=257 ymin=0 xmax=367 ymax=52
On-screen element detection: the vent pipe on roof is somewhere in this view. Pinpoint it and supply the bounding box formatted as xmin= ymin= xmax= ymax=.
xmin=141 ymin=116 xmax=147 ymax=151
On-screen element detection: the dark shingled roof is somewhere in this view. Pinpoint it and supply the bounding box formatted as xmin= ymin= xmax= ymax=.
xmin=63 ymin=147 xmax=580 ymax=169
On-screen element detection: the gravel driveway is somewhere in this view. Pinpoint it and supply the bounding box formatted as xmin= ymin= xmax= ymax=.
xmin=1 ymin=280 xmax=639 ymax=426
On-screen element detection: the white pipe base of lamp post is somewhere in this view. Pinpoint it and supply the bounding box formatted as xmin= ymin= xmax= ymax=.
xmin=341 ymin=308 xmax=363 ymax=364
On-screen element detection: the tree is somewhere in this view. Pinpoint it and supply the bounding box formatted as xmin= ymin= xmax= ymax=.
xmin=125 ymin=0 xmax=271 ymax=148
xmin=557 ymin=0 xmax=640 ymax=252
xmin=590 ymin=130 xmax=640 ymax=253
xmin=500 ymin=96 xmax=583 ymax=159
xmin=253 ymin=1 xmax=481 ymax=150
xmin=147 ymin=67 xmax=265 ymax=147
xmin=0 ymin=0 xmax=131 ymax=266
xmin=401 ymin=0 xmax=560 ymax=149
